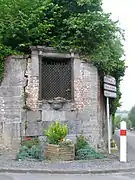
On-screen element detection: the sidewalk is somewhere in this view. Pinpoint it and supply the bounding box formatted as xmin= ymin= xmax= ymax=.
xmin=0 ymin=153 xmax=135 ymax=174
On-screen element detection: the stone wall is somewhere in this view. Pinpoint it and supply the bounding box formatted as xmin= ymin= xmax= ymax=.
xmin=0 ymin=47 xmax=106 ymax=151
xmin=0 ymin=56 xmax=26 ymax=151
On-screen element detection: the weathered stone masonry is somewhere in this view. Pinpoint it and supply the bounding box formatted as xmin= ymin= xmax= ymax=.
xmin=0 ymin=56 xmax=26 ymax=151
xmin=0 ymin=46 xmax=106 ymax=151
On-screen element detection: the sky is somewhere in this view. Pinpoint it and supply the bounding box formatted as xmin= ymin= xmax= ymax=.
xmin=102 ymin=0 xmax=135 ymax=111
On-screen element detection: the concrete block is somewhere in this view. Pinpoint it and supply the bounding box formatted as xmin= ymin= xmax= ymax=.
xmin=11 ymin=138 xmax=21 ymax=151
xmin=21 ymin=111 xmax=27 ymax=122
xmin=4 ymin=111 xmax=21 ymax=123
xmin=74 ymin=59 xmax=81 ymax=78
xmin=42 ymin=110 xmax=66 ymax=121
xmin=25 ymin=121 xmax=43 ymax=136
xmin=65 ymin=111 xmax=77 ymax=120
xmin=27 ymin=111 xmax=41 ymax=122
xmin=0 ymin=86 xmax=22 ymax=97
xmin=31 ymin=54 xmax=39 ymax=76
xmin=3 ymin=123 xmax=21 ymax=138
xmin=1 ymin=122 xmax=21 ymax=150
xmin=77 ymin=111 xmax=90 ymax=122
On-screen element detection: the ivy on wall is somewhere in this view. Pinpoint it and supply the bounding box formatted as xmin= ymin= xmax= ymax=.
xmin=0 ymin=0 xmax=126 ymax=112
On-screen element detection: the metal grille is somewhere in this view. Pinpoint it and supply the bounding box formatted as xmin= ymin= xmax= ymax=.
xmin=41 ymin=57 xmax=72 ymax=100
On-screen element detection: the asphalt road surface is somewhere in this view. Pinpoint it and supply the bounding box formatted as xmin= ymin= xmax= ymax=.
xmin=1 ymin=173 xmax=135 ymax=180
xmin=115 ymin=129 xmax=135 ymax=161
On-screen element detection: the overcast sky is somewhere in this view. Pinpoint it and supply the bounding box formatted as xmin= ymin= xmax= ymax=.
xmin=102 ymin=0 xmax=135 ymax=111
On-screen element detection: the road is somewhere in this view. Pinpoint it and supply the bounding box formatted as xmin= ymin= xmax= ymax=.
xmin=115 ymin=129 xmax=135 ymax=161
xmin=1 ymin=173 xmax=135 ymax=180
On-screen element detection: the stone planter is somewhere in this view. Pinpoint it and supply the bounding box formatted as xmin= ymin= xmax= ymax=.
xmin=46 ymin=144 xmax=75 ymax=161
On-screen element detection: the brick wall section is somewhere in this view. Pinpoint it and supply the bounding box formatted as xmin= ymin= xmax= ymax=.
xmin=26 ymin=76 xmax=39 ymax=110
xmin=25 ymin=54 xmax=39 ymax=111
xmin=25 ymin=58 xmax=39 ymax=111
xmin=74 ymin=57 xmax=100 ymax=147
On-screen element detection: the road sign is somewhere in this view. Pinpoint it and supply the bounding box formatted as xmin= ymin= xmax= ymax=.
xmin=104 ymin=75 xmax=117 ymax=154
xmin=104 ymin=90 xmax=117 ymax=98
xmin=104 ymin=75 xmax=116 ymax=85
xmin=104 ymin=83 xmax=116 ymax=92
xmin=104 ymin=75 xmax=117 ymax=98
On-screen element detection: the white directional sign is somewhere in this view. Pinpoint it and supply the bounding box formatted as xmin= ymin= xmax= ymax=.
xmin=104 ymin=90 xmax=117 ymax=98
xmin=104 ymin=75 xmax=117 ymax=155
xmin=104 ymin=75 xmax=116 ymax=85
xmin=104 ymin=83 xmax=116 ymax=92
xmin=104 ymin=75 xmax=117 ymax=98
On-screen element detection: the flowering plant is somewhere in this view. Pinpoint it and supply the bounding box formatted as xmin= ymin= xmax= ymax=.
xmin=44 ymin=121 xmax=68 ymax=145
xmin=25 ymin=137 xmax=31 ymax=141
xmin=21 ymin=137 xmax=40 ymax=148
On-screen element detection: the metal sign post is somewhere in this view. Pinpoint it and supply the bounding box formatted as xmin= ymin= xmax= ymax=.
xmin=106 ymin=97 xmax=111 ymax=154
xmin=104 ymin=75 xmax=117 ymax=154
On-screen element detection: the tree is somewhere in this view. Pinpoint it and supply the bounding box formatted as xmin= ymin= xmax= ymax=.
xmin=0 ymin=0 xmax=126 ymax=113
xmin=128 ymin=106 xmax=135 ymax=128
xmin=122 ymin=117 xmax=132 ymax=129
xmin=114 ymin=116 xmax=132 ymax=129
xmin=114 ymin=115 xmax=121 ymax=128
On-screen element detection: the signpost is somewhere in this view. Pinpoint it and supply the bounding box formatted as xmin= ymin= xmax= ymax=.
xmin=104 ymin=75 xmax=117 ymax=154
xmin=120 ymin=121 xmax=127 ymax=162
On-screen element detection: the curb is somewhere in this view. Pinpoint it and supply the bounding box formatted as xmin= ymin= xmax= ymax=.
xmin=0 ymin=167 xmax=135 ymax=174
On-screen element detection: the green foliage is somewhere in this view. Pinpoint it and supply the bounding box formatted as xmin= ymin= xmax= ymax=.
xmin=18 ymin=146 xmax=29 ymax=160
xmin=75 ymin=135 xmax=104 ymax=160
xmin=75 ymin=134 xmax=89 ymax=152
xmin=114 ymin=115 xmax=132 ymax=129
xmin=123 ymin=117 xmax=132 ymax=129
xmin=128 ymin=106 xmax=135 ymax=128
xmin=21 ymin=137 xmax=40 ymax=148
xmin=106 ymin=139 xmax=117 ymax=148
xmin=44 ymin=121 xmax=68 ymax=145
xmin=75 ymin=146 xmax=104 ymax=160
xmin=18 ymin=145 xmax=45 ymax=161
xmin=18 ymin=137 xmax=45 ymax=161
xmin=111 ymin=139 xmax=116 ymax=148
xmin=0 ymin=0 xmax=126 ymax=111
xmin=114 ymin=115 xmax=121 ymax=128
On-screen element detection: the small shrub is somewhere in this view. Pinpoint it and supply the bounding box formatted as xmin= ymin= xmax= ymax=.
xmin=21 ymin=137 xmax=40 ymax=148
xmin=18 ymin=146 xmax=29 ymax=160
xmin=75 ymin=134 xmax=88 ymax=152
xmin=75 ymin=145 xmax=104 ymax=160
xmin=44 ymin=121 xmax=68 ymax=145
xmin=18 ymin=137 xmax=45 ymax=161
xmin=106 ymin=139 xmax=117 ymax=148
xmin=75 ymin=135 xmax=104 ymax=160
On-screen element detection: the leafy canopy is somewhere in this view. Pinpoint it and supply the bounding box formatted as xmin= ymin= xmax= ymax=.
xmin=128 ymin=106 xmax=135 ymax=128
xmin=0 ymin=0 xmax=126 ymax=111
xmin=114 ymin=115 xmax=132 ymax=129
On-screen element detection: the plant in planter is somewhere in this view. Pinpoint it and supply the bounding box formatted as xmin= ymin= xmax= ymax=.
xmin=44 ymin=121 xmax=75 ymax=161
xmin=110 ymin=139 xmax=118 ymax=153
